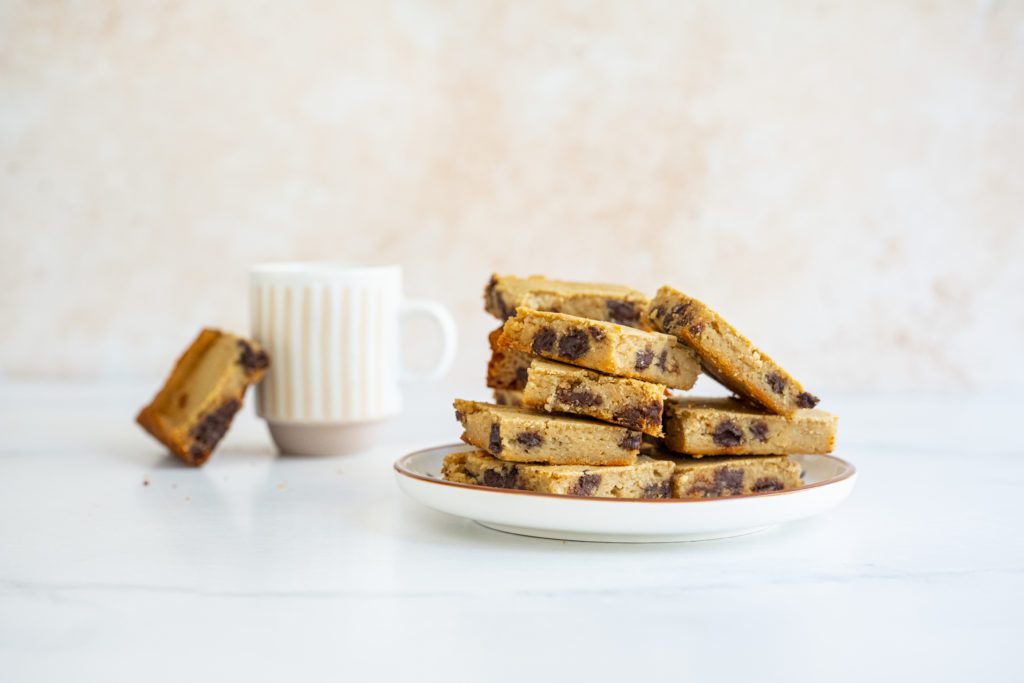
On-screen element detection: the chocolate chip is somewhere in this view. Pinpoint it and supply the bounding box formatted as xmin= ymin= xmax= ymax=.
xmin=686 ymin=466 xmax=745 ymax=497
xmin=494 ymin=394 xmax=507 ymax=406
xmin=454 ymin=409 xmax=465 ymax=422
xmin=749 ymin=420 xmax=770 ymax=442
xmin=662 ymin=302 xmax=691 ymax=331
xmin=177 ymin=393 xmax=189 ymax=409
xmin=642 ymin=481 xmax=672 ymax=499
xmin=634 ymin=347 xmax=654 ymax=370
xmin=514 ymin=366 xmax=529 ymax=388
xmin=188 ymin=399 xmax=241 ymax=464
xmin=482 ymin=466 xmax=519 ymax=489
xmin=766 ymin=373 xmax=787 ymax=395
xmin=715 ymin=467 xmax=745 ymax=495
xmin=588 ymin=326 xmax=606 ymax=341
xmin=237 ymin=340 xmax=270 ymax=373
xmin=688 ymin=322 xmax=704 ymax=336
xmin=485 ymin=276 xmax=512 ymax=319
xmin=489 ymin=423 xmax=502 ymax=454
xmin=557 ymin=329 xmax=590 ymax=360
xmin=606 ymin=300 xmax=640 ymax=326
xmin=612 ymin=406 xmax=645 ymax=430
xmin=712 ymin=420 xmax=743 ymax=447
xmin=796 ymin=392 xmax=820 ymax=409
xmin=555 ymin=383 xmax=603 ymax=408
xmin=515 ymin=431 xmax=544 ymax=449
xmin=752 ymin=477 xmax=785 ymax=492
xmin=618 ymin=431 xmax=642 ymax=450
xmin=532 ymin=328 xmax=556 ymax=354
xmin=484 ymin=276 xmax=498 ymax=311
xmin=570 ymin=473 xmax=601 ymax=496
xmin=613 ymin=402 xmax=662 ymax=430
xmin=655 ymin=349 xmax=668 ymax=371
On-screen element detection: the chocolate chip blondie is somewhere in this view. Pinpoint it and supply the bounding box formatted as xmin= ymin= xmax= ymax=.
xmin=644 ymin=445 xmax=803 ymax=498
xmin=136 ymin=329 xmax=269 ymax=466
xmin=454 ymin=399 xmax=641 ymax=466
xmin=486 ymin=327 xmax=532 ymax=391
xmin=485 ymin=274 xmax=650 ymax=328
xmin=493 ymin=389 xmax=524 ymax=407
xmin=521 ymin=359 xmax=666 ymax=436
xmin=649 ymin=286 xmax=819 ymax=416
xmin=442 ymin=449 xmax=675 ymax=498
xmin=498 ymin=308 xmax=700 ymax=390
xmin=663 ymin=396 xmax=837 ymax=456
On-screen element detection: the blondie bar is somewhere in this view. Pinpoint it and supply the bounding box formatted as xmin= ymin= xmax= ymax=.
xmin=498 ymin=308 xmax=699 ymax=390
xmin=136 ymin=329 xmax=269 ymax=466
xmin=521 ymin=359 xmax=666 ymax=436
xmin=649 ymin=286 xmax=819 ymax=416
xmin=485 ymin=274 xmax=650 ymax=328
xmin=442 ymin=450 xmax=675 ymax=498
xmin=486 ymin=327 xmax=532 ymax=391
xmin=493 ymin=389 xmax=524 ymax=407
xmin=453 ymin=399 xmax=641 ymax=466
xmin=644 ymin=445 xmax=803 ymax=498
xmin=663 ymin=397 xmax=837 ymax=456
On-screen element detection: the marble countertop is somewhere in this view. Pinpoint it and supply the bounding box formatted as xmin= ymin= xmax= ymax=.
xmin=1 ymin=380 xmax=1020 ymax=682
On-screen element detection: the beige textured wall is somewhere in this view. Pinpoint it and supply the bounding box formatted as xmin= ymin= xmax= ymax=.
xmin=2 ymin=1 xmax=1022 ymax=392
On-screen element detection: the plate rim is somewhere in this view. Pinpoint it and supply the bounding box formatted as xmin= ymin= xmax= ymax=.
xmin=394 ymin=443 xmax=857 ymax=504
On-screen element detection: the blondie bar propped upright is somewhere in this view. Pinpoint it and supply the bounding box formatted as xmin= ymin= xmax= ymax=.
xmin=136 ymin=329 xmax=269 ymax=466
xmin=648 ymin=286 xmax=820 ymax=416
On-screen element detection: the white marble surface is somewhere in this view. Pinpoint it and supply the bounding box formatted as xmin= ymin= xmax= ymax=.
xmin=1 ymin=380 xmax=1021 ymax=682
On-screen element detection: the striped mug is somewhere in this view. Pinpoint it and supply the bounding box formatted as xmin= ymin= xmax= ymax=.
xmin=250 ymin=262 xmax=456 ymax=455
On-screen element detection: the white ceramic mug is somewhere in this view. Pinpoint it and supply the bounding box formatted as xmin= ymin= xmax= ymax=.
xmin=249 ymin=262 xmax=456 ymax=455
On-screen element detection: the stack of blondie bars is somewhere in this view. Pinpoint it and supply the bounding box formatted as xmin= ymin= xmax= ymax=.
xmin=442 ymin=275 xmax=838 ymax=499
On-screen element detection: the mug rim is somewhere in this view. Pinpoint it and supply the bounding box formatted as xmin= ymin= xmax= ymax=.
xmin=250 ymin=261 xmax=401 ymax=280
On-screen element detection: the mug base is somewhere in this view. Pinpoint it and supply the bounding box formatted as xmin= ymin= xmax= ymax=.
xmin=266 ymin=419 xmax=389 ymax=456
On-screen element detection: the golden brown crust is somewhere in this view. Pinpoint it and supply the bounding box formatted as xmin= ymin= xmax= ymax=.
xmin=442 ymin=449 xmax=675 ymax=498
xmin=492 ymin=388 xmax=525 ymax=407
xmin=136 ymin=409 xmax=198 ymax=464
xmin=453 ymin=399 xmax=640 ymax=467
xmin=136 ymin=330 xmax=220 ymax=465
xmin=486 ymin=327 xmax=531 ymax=390
xmin=484 ymin=274 xmax=651 ymax=329
xmin=521 ymin=359 xmax=666 ymax=437
xmin=497 ymin=308 xmax=699 ymax=390
xmin=642 ymin=444 xmax=804 ymax=498
xmin=135 ymin=329 xmax=268 ymax=467
xmin=648 ymin=287 xmax=819 ymax=416
xmin=440 ymin=451 xmax=476 ymax=484
xmin=662 ymin=396 xmax=837 ymax=456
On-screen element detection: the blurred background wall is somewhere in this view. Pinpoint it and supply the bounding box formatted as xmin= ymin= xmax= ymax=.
xmin=1 ymin=1 xmax=1022 ymax=392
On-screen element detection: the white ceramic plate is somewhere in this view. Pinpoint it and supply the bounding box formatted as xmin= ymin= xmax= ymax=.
xmin=394 ymin=444 xmax=856 ymax=543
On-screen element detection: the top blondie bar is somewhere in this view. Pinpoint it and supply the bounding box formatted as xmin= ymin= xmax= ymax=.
xmin=484 ymin=274 xmax=650 ymax=329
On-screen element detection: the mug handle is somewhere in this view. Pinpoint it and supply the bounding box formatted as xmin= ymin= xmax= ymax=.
xmin=399 ymin=299 xmax=457 ymax=382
